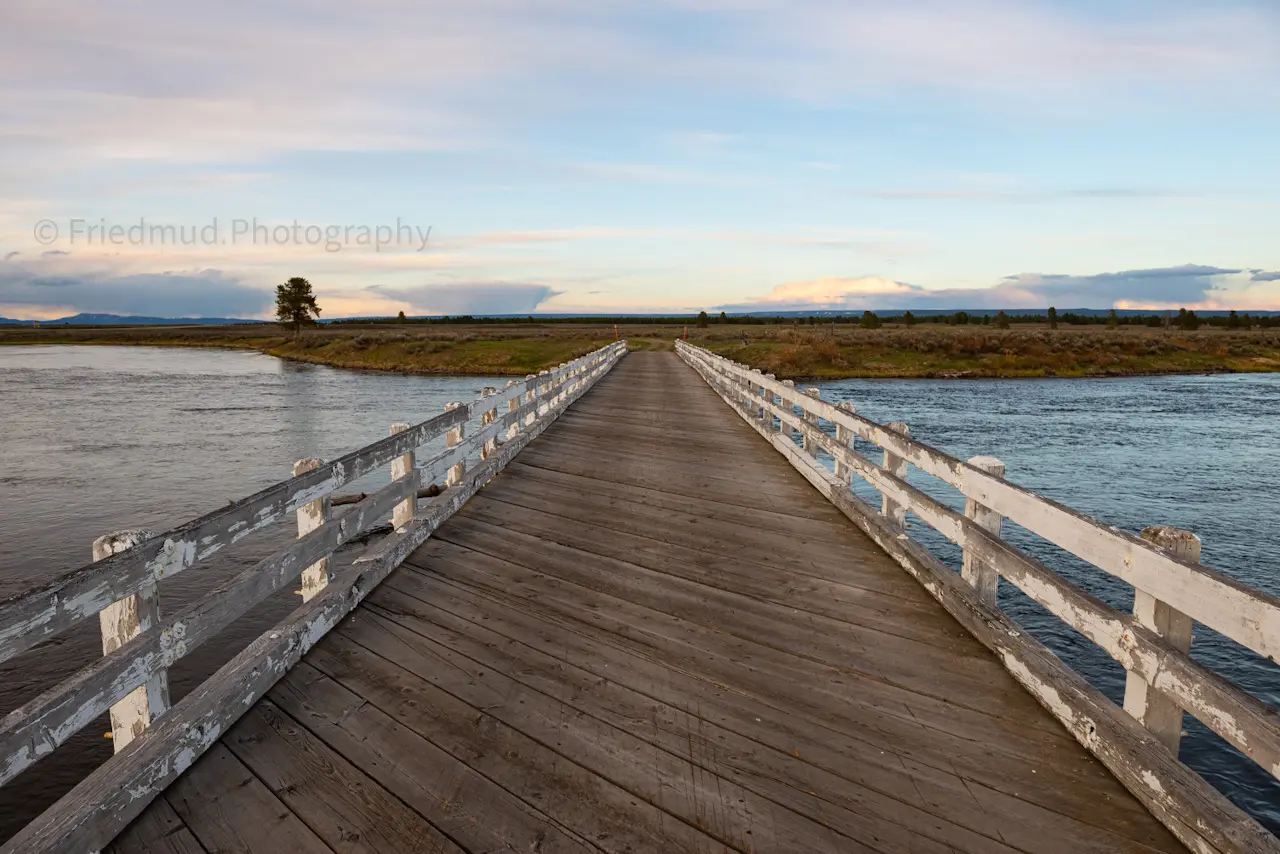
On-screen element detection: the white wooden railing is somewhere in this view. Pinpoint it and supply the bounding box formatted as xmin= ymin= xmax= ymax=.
xmin=677 ymin=339 xmax=1280 ymax=854
xmin=0 ymin=340 xmax=627 ymax=854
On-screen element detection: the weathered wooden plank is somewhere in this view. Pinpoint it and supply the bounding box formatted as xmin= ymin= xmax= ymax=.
xmin=366 ymin=583 xmax=1182 ymax=854
xmin=0 ymin=346 xmax=621 ymax=669
xmin=292 ymin=458 xmax=333 ymax=602
xmin=504 ymin=458 xmax=865 ymax=537
xmin=961 ymin=455 xmax=1005 ymax=607
xmin=405 ymin=540 xmax=1089 ymax=767
xmin=0 ymin=341 xmax=625 ymax=854
xmin=442 ymin=507 xmax=983 ymax=652
xmin=0 ymin=404 xmax=469 ymax=664
xmin=387 ymin=424 xmax=416 ymax=533
xmin=688 ymin=349 xmax=1280 ymax=785
xmin=269 ymin=664 xmax=596 ymax=854
xmin=107 ymin=798 xmax=206 ymax=854
xmin=0 ymin=472 xmax=417 ymax=788
xmin=164 ymin=744 xmax=333 ymax=854
xmin=679 ymin=342 xmax=1280 ymax=663
xmin=93 ymin=531 xmax=169 ymax=753
xmin=469 ymin=476 xmax=945 ymax=609
xmin=680 ymin=341 xmax=1280 ymax=854
xmin=1125 ymin=526 xmax=1199 ymax=755
xmin=343 ymin=605 xmax=912 ymax=854
xmin=372 ymin=571 xmax=1179 ymax=851
xmin=224 ymin=700 xmax=465 ymax=854
xmin=310 ymin=631 xmax=755 ymax=853
xmin=0 ymin=350 xmax=625 ymax=790
xmin=453 ymin=496 xmax=943 ymax=623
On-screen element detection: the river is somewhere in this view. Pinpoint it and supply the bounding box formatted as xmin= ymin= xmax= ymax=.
xmin=816 ymin=372 xmax=1280 ymax=833
xmin=1 ymin=347 xmax=1278 ymax=840
xmin=0 ymin=345 xmax=506 ymax=841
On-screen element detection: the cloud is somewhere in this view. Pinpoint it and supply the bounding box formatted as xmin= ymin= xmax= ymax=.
xmin=1251 ymin=270 xmax=1280 ymax=282
xmin=0 ymin=254 xmax=270 ymax=317
xmin=367 ymin=282 xmax=563 ymax=315
xmin=854 ymin=187 xmax=1196 ymax=203
xmin=3 ymin=252 xmax=18 ymax=261
xmin=3 ymin=1 xmax=1274 ymax=177
xmin=721 ymin=264 xmax=1280 ymax=312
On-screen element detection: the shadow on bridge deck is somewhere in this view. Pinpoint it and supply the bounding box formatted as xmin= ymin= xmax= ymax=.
xmin=109 ymin=351 xmax=1186 ymax=854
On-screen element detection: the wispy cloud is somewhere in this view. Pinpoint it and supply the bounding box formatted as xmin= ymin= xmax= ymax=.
xmin=721 ymin=265 xmax=1280 ymax=312
xmin=367 ymin=282 xmax=563 ymax=315
xmin=854 ymin=187 xmax=1199 ymax=203
xmin=5 ymin=1 xmax=1274 ymax=173
xmin=0 ymin=253 xmax=269 ymax=317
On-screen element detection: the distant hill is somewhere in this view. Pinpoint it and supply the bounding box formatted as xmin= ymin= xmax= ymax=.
xmin=0 ymin=313 xmax=265 ymax=326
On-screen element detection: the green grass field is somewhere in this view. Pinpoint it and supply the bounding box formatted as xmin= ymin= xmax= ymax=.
xmin=3 ymin=321 xmax=1279 ymax=379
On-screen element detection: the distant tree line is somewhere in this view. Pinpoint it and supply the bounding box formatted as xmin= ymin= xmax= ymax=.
xmin=330 ymin=308 xmax=1279 ymax=329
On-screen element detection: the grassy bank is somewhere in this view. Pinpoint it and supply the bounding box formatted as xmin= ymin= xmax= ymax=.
xmin=3 ymin=322 xmax=1280 ymax=379
xmin=693 ymin=324 xmax=1280 ymax=378
xmin=0 ymin=324 xmax=628 ymax=376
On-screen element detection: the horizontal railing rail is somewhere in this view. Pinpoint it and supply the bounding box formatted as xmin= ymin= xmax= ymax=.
xmin=0 ymin=340 xmax=627 ymax=854
xmin=676 ymin=339 xmax=1280 ymax=854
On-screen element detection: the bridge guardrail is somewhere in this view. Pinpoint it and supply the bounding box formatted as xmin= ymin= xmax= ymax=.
xmin=0 ymin=340 xmax=627 ymax=854
xmin=677 ymin=338 xmax=1280 ymax=854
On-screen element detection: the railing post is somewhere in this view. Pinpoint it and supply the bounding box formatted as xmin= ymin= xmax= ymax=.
xmin=780 ymin=380 xmax=796 ymax=441
xmin=524 ymin=374 xmax=538 ymax=426
xmin=93 ymin=530 xmax=169 ymax=752
xmin=881 ymin=422 xmax=910 ymax=528
xmin=480 ymin=387 xmax=499 ymax=459
xmin=506 ymin=379 xmax=521 ymax=440
xmin=761 ymin=374 xmax=774 ymax=423
xmin=444 ymin=401 xmax=466 ymax=486
xmin=292 ymin=458 xmax=332 ymax=601
xmin=802 ymin=387 xmax=822 ymax=457
xmin=388 ymin=425 xmax=416 ymax=531
xmin=1123 ymin=526 xmax=1198 ymax=754
xmin=961 ymin=456 xmax=1005 ymax=607
xmin=834 ymin=402 xmax=856 ymax=483
xmin=537 ymin=370 xmax=551 ymax=416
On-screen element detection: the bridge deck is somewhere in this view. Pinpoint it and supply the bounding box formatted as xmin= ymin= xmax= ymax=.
xmin=109 ymin=351 xmax=1185 ymax=854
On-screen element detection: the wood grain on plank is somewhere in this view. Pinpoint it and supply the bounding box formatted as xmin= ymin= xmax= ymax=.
xmin=164 ymin=744 xmax=334 ymax=854
xmin=107 ymin=799 xmax=206 ymax=854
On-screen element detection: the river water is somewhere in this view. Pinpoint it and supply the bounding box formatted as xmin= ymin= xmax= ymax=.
xmin=0 ymin=346 xmax=505 ymax=842
xmin=815 ymin=372 xmax=1280 ymax=833
xmin=1 ymin=347 xmax=1278 ymax=840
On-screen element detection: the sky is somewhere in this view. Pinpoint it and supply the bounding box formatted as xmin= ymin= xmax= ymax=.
xmin=1 ymin=0 xmax=1279 ymax=319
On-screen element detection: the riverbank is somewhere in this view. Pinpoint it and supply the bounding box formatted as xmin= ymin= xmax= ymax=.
xmin=0 ymin=324 xmax=624 ymax=376
xmin=699 ymin=325 xmax=1280 ymax=378
xmin=2 ymin=322 xmax=1279 ymax=379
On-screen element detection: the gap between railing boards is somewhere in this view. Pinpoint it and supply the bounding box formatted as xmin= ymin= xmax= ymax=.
xmin=675 ymin=339 xmax=1280 ymax=854
xmin=0 ymin=340 xmax=627 ymax=854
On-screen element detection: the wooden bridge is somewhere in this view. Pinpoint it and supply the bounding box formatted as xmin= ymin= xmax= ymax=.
xmin=2 ymin=341 xmax=1279 ymax=853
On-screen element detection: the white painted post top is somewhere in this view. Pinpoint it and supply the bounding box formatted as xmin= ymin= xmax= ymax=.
xmin=292 ymin=458 xmax=324 ymax=478
xmin=1140 ymin=526 xmax=1202 ymax=561
xmin=92 ymin=530 xmax=154 ymax=562
xmin=968 ymin=456 xmax=1006 ymax=476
